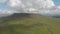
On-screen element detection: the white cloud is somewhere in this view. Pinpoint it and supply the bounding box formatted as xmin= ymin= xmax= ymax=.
xmin=0 ymin=0 xmax=60 ymax=16
xmin=0 ymin=0 xmax=7 ymax=3
xmin=8 ymin=0 xmax=26 ymax=8
xmin=8 ymin=0 xmax=55 ymax=11
xmin=56 ymin=6 xmax=60 ymax=9
xmin=8 ymin=0 xmax=55 ymax=8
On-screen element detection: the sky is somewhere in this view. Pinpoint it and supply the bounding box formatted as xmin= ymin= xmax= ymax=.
xmin=0 ymin=0 xmax=60 ymax=16
xmin=54 ymin=0 xmax=60 ymax=6
xmin=0 ymin=0 xmax=60 ymax=10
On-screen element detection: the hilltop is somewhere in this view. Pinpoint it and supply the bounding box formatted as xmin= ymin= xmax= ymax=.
xmin=0 ymin=13 xmax=60 ymax=34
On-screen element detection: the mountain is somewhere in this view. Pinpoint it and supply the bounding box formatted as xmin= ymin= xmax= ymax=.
xmin=0 ymin=13 xmax=60 ymax=34
xmin=52 ymin=15 xmax=60 ymax=18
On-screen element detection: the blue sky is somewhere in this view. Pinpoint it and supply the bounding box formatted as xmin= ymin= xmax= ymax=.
xmin=54 ymin=0 xmax=60 ymax=6
xmin=0 ymin=0 xmax=8 ymax=10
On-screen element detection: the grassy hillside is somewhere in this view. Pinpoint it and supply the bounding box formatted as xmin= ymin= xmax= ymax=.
xmin=0 ymin=13 xmax=60 ymax=34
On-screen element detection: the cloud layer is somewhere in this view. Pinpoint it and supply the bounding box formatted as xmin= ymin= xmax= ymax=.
xmin=0 ymin=0 xmax=6 ymax=3
xmin=0 ymin=0 xmax=60 ymax=16
xmin=8 ymin=0 xmax=55 ymax=13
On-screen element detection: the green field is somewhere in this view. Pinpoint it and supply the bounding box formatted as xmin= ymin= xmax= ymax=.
xmin=0 ymin=13 xmax=60 ymax=34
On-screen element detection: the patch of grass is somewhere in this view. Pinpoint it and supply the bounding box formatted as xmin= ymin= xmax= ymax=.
xmin=0 ymin=13 xmax=60 ymax=34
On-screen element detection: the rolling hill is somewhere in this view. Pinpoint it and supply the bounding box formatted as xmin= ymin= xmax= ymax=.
xmin=0 ymin=13 xmax=60 ymax=34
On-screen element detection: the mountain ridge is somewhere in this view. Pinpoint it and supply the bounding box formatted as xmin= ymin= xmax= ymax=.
xmin=0 ymin=13 xmax=60 ymax=34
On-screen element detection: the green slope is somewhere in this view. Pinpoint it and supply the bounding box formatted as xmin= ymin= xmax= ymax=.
xmin=0 ymin=13 xmax=60 ymax=34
